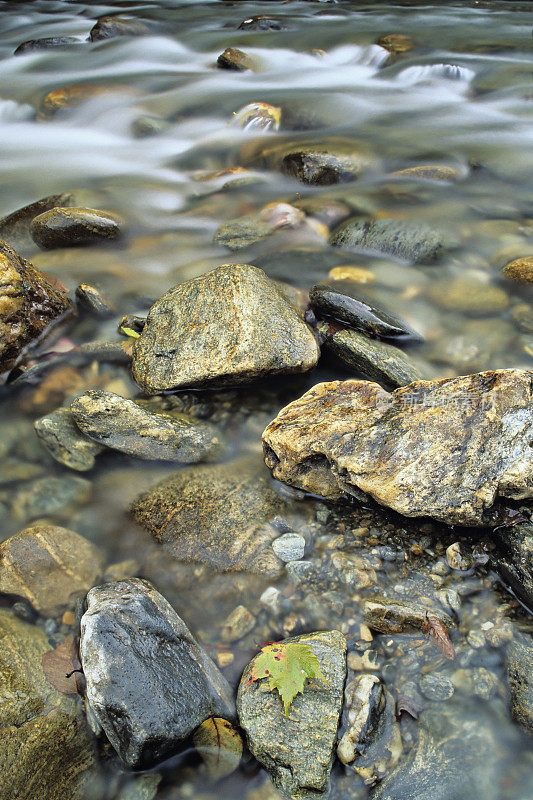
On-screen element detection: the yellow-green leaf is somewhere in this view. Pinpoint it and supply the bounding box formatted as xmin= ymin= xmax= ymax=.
xmin=120 ymin=326 xmax=140 ymax=339
xmin=193 ymin=717 xmax=243 ymax=778
xmin=246 ymin=641 xmax=328 ymax=715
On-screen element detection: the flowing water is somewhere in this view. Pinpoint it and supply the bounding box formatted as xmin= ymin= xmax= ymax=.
xmin=0 ymin=1 xmax=532 ymax=799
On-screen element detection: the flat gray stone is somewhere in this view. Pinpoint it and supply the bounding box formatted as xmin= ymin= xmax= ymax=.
xmin=35 ymin=407 xmax=103 ymax=471
xmin=237 ymin=630 xmax=346 ymax=800
xmin=330 ymin=218 xmax=449 ymax=264
xmin=272 ymin=532 xmax=305 ymax=562
xmin=80 ymin=578 xmax=235 ymax=768
xmin=70 ymin=389 xmax=222 ymax=462
xmin=131 ymin=264 xmax=319 ymax=393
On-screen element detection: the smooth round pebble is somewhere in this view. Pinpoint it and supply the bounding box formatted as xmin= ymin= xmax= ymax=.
xmin=272 ymin=532 xmax=305 ymax=562
xmin=419 ymin=673 xmax=455 ymax=701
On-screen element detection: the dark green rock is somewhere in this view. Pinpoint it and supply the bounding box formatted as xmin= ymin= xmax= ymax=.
xmin=321 ymin=324 xmax=423 ymax=388
xmin=506 ymin=637 xmax=533 ymax=733
xmin=80 ymin=578 xmax=234 ymax=768
xmin=237 ymin=630 xmax=347 ymax=800
xmin=89 ymin=16 xmax=150 ymax=42
xmin=311 ymin=282 xmax=423 ymax=342
xmin=35 ymin=407 xmax=103 ymax=471
xmin=70 ymin=389 xmax=222 ymax=462
xmin=330 ymin=218 xmax=448 ymax=264
xmin=30 ymin=207 xmax=123 ymax=249
xmin=493 ymin=523 xmax=533 ymax=609
xmin=0 ymin=609 xmax=96 ymax=799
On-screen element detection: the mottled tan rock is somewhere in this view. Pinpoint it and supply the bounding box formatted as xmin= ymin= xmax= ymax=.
xmin=132 ymin=264 xmax=319 ymax=393
xmin=0 ymin=239 xmax=74 ymax=380
xmin=502 ymin=256 xmax=533 ymax=284
xmin=31 ymin=207 xmax=123 ymax=249
xmin=131 ymin=457 xmax=289 ymax=575
xmin=0 ymin=524 xmax=105 ymax=616
xmin=0 ymin=609 xmax=95 ymax=799
xmin=328 ymin=266 xmax=375 ymax=284
xmin=37 ymin=84 xmax=133 ymax=120
xmin=217 ymin=47 xmax=257 ymax=71
xmin=391 ymin=166 xmax=461 ymax=182
xmin=376 ymin=34 xmax=413 ymax=54
xmin=262 ymin=370 xmax=533 ymax=525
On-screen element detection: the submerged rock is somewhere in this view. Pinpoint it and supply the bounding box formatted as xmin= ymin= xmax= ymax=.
xmin=502 ymin=256 xmax=533 ymax=285
xmin=427 ymin=276 xmax=509 ymax=315
xmin=310 ymin=282 xmax=423 ymax=342
xmin=372 ymin=703 xmax=502 ymax=800
xmin=0 ymin=524 xmax=104 ymax=616
xmin=0 ymin=609 xmax=95 ymax=799
xmin=35 ymin=407 xmax=104 ymax=471
xmin=80 ymin=578 xmax=234 ymax=768
xmin=262 ymin=370 xmax=533 ymax=526
xmin=89 ymin=16 xmax=150 ymax=42
xmin=70 ymin=389 xmax=222 ymax=462
xmin=492 ymin=522 xmax=533 ymax=608
xmin=30 ymin=207 xmax=123 ymax=249
xmin=131 ymin=457 xmax=289 ymax=575
xmin=320 ymin=324 xmax=423 ymax=389
xmin=232 ymin=102 xmax=281 ymax=132
xmin=217 ymin=47 xmax=257 ymax=71
xmin=337 ymin=674 xmax=402 ymax=785
xmin=0 ymin=239 xmax=74 ymax=380
xmin=391 ymin=165 xmax=461 ymax=182
xmin=506 ymin=637 xmax=533 ymax=733
xmin=363 ymin=598 xmax=452 ymax=634
xmin=12 ymin=475 xmax=92 ymax=522
xmin=132 ymin=264 xmax=319 ymax=393
xmin=330 ymin=218 xmax=448 ymax=264
xmin=376 ymin=34 xmax=413 ymax=55
xmin=14 ymin=37 xmax=81 ymax=55
xmin=214 ymin=203 xmax=320 ymax=250
xmin=237 ymin=630 xmax=347 ymax=800
xmin=37 ymin=84 xmax=131 ymax=120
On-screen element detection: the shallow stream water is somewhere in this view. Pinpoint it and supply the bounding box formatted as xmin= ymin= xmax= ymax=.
xmin=0 ymin=1 xmax=532 ymax=799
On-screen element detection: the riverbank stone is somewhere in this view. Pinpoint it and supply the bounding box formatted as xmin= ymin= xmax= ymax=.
xmin=330 ymin=218 xmax=448 ymax=264
xmin=80 ymin=578 xmax=234 ymax=768
xmin=131 ymin=264 xmax=319 ymax=393
xmin=262 ymin=370 xmax=533 ymax=526
xmin=237 ymin=630 xmax=347 ymax=800
xmin=30 ymin=207 xmax=123 ymax=249
xmin=0 ymin=609 xmax=95 ymax=799
xmin=70 ymin=389 xmax=222 ymax=462
xmin=131 ymin=457 xmax=290 ymax=575
xmin=0 ymin=239 xmax=74 ymax=380
xmin=0 ymin=524 xmax=104 ymax=616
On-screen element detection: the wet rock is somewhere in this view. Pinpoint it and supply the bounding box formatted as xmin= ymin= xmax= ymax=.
xmin=506 ymin=637 xmax=533 ymax=733
xmin=89 ymin=16 xmax=150 ymax=42
xmin=31 ymin=207 xmax=123 ymax=249
xmin=217 ymin=47 xmax=257 ymax=71
xmin=0 ymin=524 xmax=104 ymax=616
xmin=376 ymin=34 xmax=413 ymax=55
xmin=215 ymin=203 xmax=308 ymax=250
xmin=262 ymin=370 xmax=533 ymax=525
xmin=241 ymin=138 xmax=378 ymax=185
xmin=427 ymin=277 xmax=509 ymax=315
xmin=132 ymin=264 xmax=319 ymax=393
xmin=328 ymin=265 xmax=375 ymax=284
xmin=511 ymin=303 xmax=533 ymax=334
xmin=445 ymin=542 xmax=471 ymax=571
xmin=70 ymin=389 xmax=222 ymax=463
xmin=220 ymin=605 xmax=256 ymax=642
xmin=372 ymin=703 xmax=502 ymax=800
xmin=131 ymin=114 xmax=170 ymax=138
xmin=391 ymin=166 xmax=461 ymax=182
xmin=0 ymin=609 xmax=95 ymax=799
xmin=0 ymin=458 xmax=44 ymax=485
xmin=131 ymin=457 xmax=289 ymax=575
xmin=310 ymin=282 xmax=422 ymax=343
xmin=363 ymin=598 xmax=452 ymax=634
xmin=237 ymin=630 xmax=347 ymax=800
xmin=75 ymin=283 xmax=115 ymax=316
xmin=321 ymin=324 xmax=423 ymax=389
xmin=502 ymin=256 xmax=533 ymax=284
xmin=493 ymin=523 xmax=533 ymax=608
xmin=337 ymin=674 xmax=402 ymax=785
xmin=238 ymin=16 xmax=287 ymax=32
xmin=232 ymin=102 xmax=281 ymax=132
xmin=0 ymin=239 xmax=74 ymax=380
xmin=35 ymin=407 xmax=104 ymax=471
xmin=37 ymin=84 xmax=132 ymax=120
xmin=14 ymin=37 xmax=81 ymax=55
xmin=80 ymin=578 xmax=234 ymax=768
xmin=272 ymin=532 xmax=305 ymax=562
xmin=419 ymin=674 xmax=454 ymax=702
xmin=12 ymin=475 xmax=92 ymax=521
xmin=330 ymin=218 xmax=448 ymax=264
xmin=119 ymin=314 xmax=146 ymax=335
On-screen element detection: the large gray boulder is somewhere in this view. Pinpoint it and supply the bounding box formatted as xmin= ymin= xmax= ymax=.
xmin=237 ymin=630 xmax=346 ymax=800
xmin=262 ymin=370 xmax=533 ymax=526
xmin=80 ymin=578 xmax=235 ymax=768
xmin=131 ymin=264 xmax=319 ymax=393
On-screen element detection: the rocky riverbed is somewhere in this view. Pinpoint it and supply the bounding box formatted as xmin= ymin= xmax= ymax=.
xmin=0 ymin=2 xmax=532 ymax=800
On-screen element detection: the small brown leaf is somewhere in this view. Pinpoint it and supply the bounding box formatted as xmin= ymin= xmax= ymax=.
xmin=42 ymin=635 xmax=84 ymax=695
xmin=422 ymin=615 xmax=455 ymax=660
xmin=193 ymin=717 xmax=243 ymax=778
xmin=396 ymin=695 xmax=423 ymax=720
